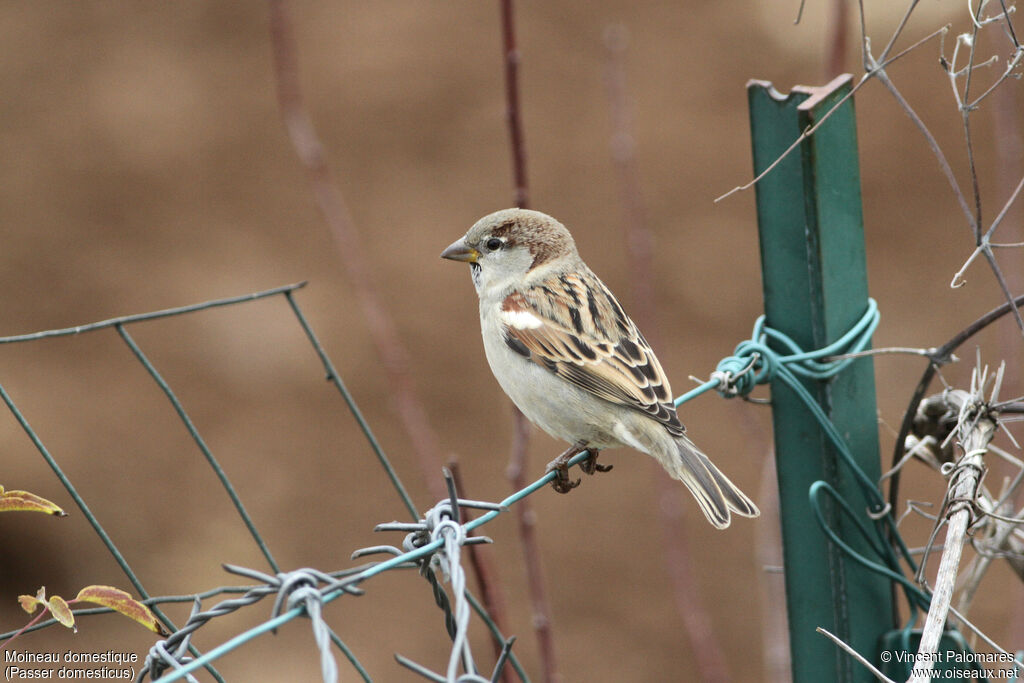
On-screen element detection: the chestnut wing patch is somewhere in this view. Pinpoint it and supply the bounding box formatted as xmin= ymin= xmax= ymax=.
xmin=500 ymin=277 xmax=684 ymax=436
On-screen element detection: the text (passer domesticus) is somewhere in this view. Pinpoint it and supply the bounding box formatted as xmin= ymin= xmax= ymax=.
xmin=441 ymin=208 xmax=759 ymax=529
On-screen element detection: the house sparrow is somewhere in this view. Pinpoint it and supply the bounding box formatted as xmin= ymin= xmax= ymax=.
xmin=441 ymin=208 xmax=759 ymax=529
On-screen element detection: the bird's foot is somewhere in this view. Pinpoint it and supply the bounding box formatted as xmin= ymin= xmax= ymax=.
xmin=579 ymin=449 xmax=612 ymax=476
xmin=545 ymin=443 xmax=608 ymax=494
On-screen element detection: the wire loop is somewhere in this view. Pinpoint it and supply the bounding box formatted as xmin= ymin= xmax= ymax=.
xmin=711 ymin=298 xmax=880 ymax=398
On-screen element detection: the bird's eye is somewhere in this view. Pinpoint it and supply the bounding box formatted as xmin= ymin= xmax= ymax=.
xmin=485 ymin=237 xmax=503 ymax=251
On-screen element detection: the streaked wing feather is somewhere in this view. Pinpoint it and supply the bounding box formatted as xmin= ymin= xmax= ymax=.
xmin=501 ymin=271 xmax=684 ymax=436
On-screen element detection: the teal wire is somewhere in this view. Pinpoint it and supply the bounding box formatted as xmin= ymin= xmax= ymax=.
xmin=0 ymin=379 xmax=226 ymax=683
xmin=152 ymin=451 xmax=593 ymax=683
xmin=809 ymin=482 xmax=929 ymax=611
xmin=706 ymin=301 xmax=887 ymax=511
xmin=156 ymin=298 xmax=919 ymax=680
xmin=674 ymin=378 xmax=721 ymax=407
xmin=700 ymin=299 xmax=927 ymax=621
xmin=116 ymin=324 xmax=280 ymax=575
xmin=285 ymin=291 xmax=419 ymax=521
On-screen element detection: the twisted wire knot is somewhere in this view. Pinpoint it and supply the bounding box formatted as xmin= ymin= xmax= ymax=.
xmin=282 ymin=578 xmax=323 ymax=615
xmin=265 ymin=568 xmax=338 ymax=683
xmin=705 ymin=299 xmax=879 ymax=401
xmin=713 ymin=339 xmax=775 ymax=397
xmin=145 ymin=640 xmax=197 ymax=683
xmin=142 ymin=597 xmax=202 ymax=682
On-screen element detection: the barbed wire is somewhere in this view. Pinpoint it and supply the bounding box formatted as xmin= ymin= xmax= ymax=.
xmin=2 ymin=279 xmax=886 ymax=681
xmin=5 ymin=4 xmax=1024 ymax=680
xmin=1 ymin=268 xmax=949 ymax=683
xmin=1 ymin=253 xmax=1020 ymax=681
xmin=0 ymin=281 xmax=533 ymax=681
xmin=0 ymin=282 xmax=421 ymax=681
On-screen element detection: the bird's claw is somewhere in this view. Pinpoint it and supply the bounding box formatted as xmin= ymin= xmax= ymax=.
xmin=579 ymin=451 xmax=612 ymax=475
xmin=545 ymin=445 xmax=610 ymax=494
xmin=548 ymin=464 xmax=581 ymax=494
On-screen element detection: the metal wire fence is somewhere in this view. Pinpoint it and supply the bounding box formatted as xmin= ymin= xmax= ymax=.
xmin=0 ymin=280 xmax=888 ymax=682
xmin=5 ymin=2 xmax=1024 ymax=682
xmin=2 ymin=275 xmax=1015 ymax=682
xmin=0 ymin=282 xmax=491 ymax=681
xmin=2 ymin=283 xmax=1022 ymax=681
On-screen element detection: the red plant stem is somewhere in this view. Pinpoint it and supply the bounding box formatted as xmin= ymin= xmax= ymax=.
xmin=603 ymin=25 xmax=654 ymax=328
xmin=655 ymin=480 xmax=730 ymax=683
xmin=0 ymin=611 xmax=48 ymax=651
xmin=604 ymin=25 xmax=730 ymax=682
xmin=500 ymin=0 xmax=529 ymax=210
xmin=267 ymin=0 xmax=445 ymax=502
xmin=506 ymin=408 xmax=561 ymax=683
xmin=497 ymin=1 xmax=562 ymax=680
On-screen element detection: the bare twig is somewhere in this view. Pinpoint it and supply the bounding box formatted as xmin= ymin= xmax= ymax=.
xmin=824 ymin=346 xmax=941 ymax=361
xmin=980 ymin=247 xmax=1024 ymax=332
xmin=715 ymin=73 xmax=864 ymax=203
xmin=816 ymin=627 xmax=896 ymax=683
xmin=965 ymin=46 xmax=1023 ymax=109
xmin=716 ymin=24 xmax=946 ymax=204
xmin=871 ymin=46 xmax=976 ymax=234
xmin=603 ymin=24 xmax=730 ymax=682
xmin=496 ymin=3 xmax=563 ymax=680
xmin=875 ymin=0 xmax=921 ymax=65
xmin=267 ymin=0 xmax=446 ymax=502
xmin=908 ymin=370 xmax=997 ymax=683
xmin=603 ymin=24 xmax=654 ymax=328
xmin=983 ymin=175 xmax=1024 ymax=244
xmin=940 ymin=5 xmax=1024 ymax=335
xmin=958 ymin=8 xmax=985 ymax=241
xmin=653 ymin=477 xmax=730 ymax=682
xmin=500 ymin=0 xmax=529 ymax=209
xmin=957 ymin=491 xmax=1024 ymax=617
xmin=506 ymin=411 xmax=560 ymax=683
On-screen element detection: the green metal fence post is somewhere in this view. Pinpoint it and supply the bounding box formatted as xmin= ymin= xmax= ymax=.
xmin=747 ymin=74 xmax=893 ymax=682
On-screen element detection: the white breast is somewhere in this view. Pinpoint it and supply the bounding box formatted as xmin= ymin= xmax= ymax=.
xmin=478 ymin=299 xmax=623 ymax=449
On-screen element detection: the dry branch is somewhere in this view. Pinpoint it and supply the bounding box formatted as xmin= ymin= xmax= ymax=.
xmin=909 ymin=379 xmax=997 ymax=682
xmin=603 ymin=23 xmax=730 ymax=683
xmin=495 ymin=1 xmax=562 ymax=680
xmin=267 ymin=0 xmax=446 ymax=502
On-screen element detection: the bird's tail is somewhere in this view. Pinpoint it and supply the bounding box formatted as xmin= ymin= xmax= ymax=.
xmin=670 ymin=434 xmax=760 ymax=529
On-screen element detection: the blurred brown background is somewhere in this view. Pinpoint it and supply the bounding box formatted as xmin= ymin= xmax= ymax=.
xmin=2 ymin=1 xmax=1022 ymax=680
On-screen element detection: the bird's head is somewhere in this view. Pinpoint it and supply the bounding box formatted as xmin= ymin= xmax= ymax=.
xmin=440 ymin=208 xmax=579 ymax=296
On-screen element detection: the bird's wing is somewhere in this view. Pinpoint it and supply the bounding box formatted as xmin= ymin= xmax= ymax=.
xmin=500 ymin=270 xmax=684 ymax=436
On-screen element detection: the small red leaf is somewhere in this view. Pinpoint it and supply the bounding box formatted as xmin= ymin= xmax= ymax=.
xmin=0 ymin=486 xmax=66 ymax=516
xmin=49 ymin=595 xmax=75 ymax=630
xmin=18 ymin=587 xmax=46 ymax=614
xmin=74 ymin=585 xmax=168 ymax=636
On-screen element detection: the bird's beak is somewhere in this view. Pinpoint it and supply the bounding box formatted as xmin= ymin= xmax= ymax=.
xmin=440 ymin=238 xmax=479 ymax=263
